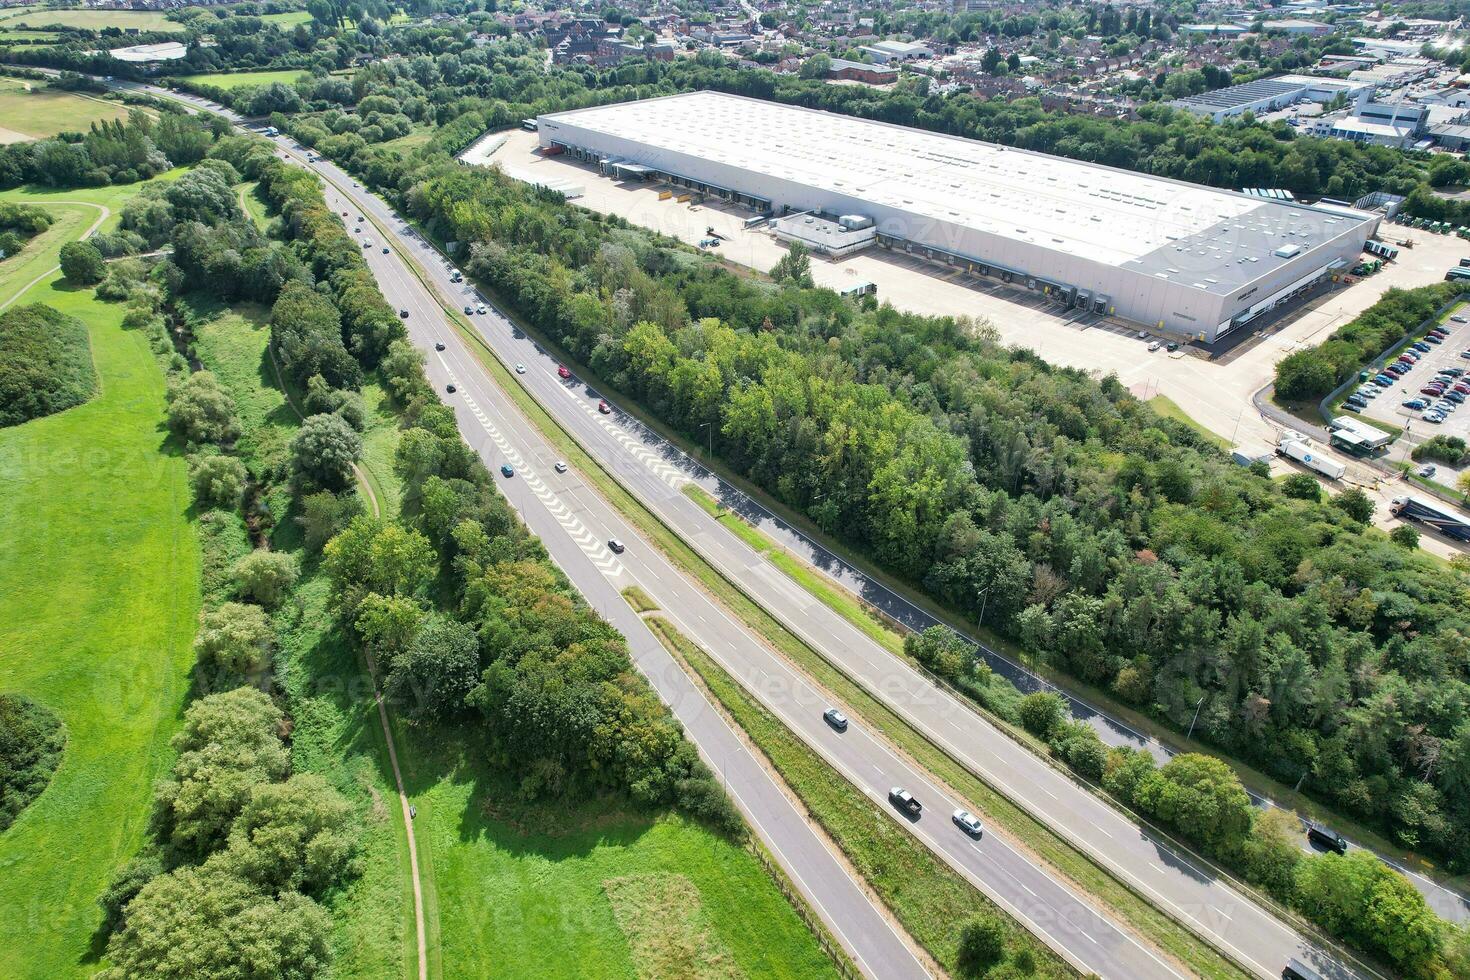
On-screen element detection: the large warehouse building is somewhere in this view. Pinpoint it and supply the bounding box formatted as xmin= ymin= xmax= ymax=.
xmin=537 ymin=92 xmax=1379 ymax=342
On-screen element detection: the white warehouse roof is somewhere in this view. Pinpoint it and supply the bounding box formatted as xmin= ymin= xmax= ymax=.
xmin=539 ymin=92 xmax=1377 ymax=341
xmin=540 ymin=91 xmax=1362 ymax=286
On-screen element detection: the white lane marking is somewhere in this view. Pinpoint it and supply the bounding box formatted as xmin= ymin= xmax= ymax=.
xmin=438 ymin=357 xmax=624 ymax=578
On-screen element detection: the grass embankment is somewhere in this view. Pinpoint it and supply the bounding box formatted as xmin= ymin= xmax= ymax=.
xmin=0 ymin=76 xmax=134 ymax=140
xmin=1147 ymin=394 xmax=1232 ymax=450
xmin=0 ymin=269 xmax=200 ymax=976
xmin=643 ymin=614 xmax=1067 ymax=977
xmin=410 ymin=281 xmax=1245 ymax=979
xmin=178 ymin=69 xmax=308 ymax=91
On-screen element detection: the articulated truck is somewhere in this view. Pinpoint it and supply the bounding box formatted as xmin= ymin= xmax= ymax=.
xmin=1277 ymin=437 xmax=1346 ymax=481
xmin=1390 ymin=496 xmax=1470 ymax=543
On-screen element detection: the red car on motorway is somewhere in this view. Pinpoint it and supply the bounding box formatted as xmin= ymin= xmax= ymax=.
xmin=598 ymin=399 xmax=611 ymax=414
xmin=557 ymin=364 xmax=571 ymax=379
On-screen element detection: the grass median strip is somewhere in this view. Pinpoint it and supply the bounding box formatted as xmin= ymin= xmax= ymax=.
xmin=644 ymin=614 xmax=1070 ymax=979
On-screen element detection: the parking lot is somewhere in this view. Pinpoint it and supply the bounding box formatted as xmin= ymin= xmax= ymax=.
xmin=1348 ymin=303 xmax=1470 ymax=482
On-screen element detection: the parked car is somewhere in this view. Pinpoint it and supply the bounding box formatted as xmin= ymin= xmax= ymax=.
xmin=1452 ymin=315 xmax=1467 ymax=323
xmin=1345 ymin=397 xmax=1367 ymax=409
xmin=1426 ymin=335 xmax=1444 ymax=344
xmin=500 ymin=464 xmax=514 ymax=478
xmin=1373 ymin=376 xmax=1394 ymax=387
xmin=1417 ymin=464 xmax=1438 ymax=478
xmin=1385 ymin=365 xmax=1405 ymax=377
xmin=952 ymin=809 xmax=984 ymax=838
xmin=1423 ymin=411 xmax=1445 ymax=423
xmin=1442 ymin=368 xmax=1464 ymax=377
xmin=1166 ymin=341 xmax=1180 ymax=352
xmin=1403 ymin=399 xmax=1428 ymax=410
xmin=823 ymin=708 xmax=849 ymax=732
xmin=1455 ymin=383 xmax=1470 ymax=395
xmin=1421 ymin=386 xmax=1445 ymax=395
xmin=1147 ymin=340 xmax=1162 ymax=352
xmin=888 ymin=788 xmax=922 ymax=817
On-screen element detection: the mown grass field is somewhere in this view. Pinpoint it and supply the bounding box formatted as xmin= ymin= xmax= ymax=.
xmin=0 ymin=268 xmax=199 ymax=976
xmin=259 ymin=9 xmax=313 ymax=26
xmin=178 ymin=68 xmax=307 ymax=90
xmin=399 ymin=728 xmax=838 ymax=980
xmin=0 ymin=76 xmax=134 ymax=141
xmin=0 ymin=7 xmax=183 ymax=32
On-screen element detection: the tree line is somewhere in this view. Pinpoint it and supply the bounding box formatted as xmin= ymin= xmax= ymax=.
xmin=0 ymin=106 xmax=222 ymax=190
xmin=368 ymin=160 xmax=1470 ymax=974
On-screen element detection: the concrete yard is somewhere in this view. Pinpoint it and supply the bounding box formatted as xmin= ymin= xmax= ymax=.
xmin=482 ymin=129 xmax=1470 ymax=555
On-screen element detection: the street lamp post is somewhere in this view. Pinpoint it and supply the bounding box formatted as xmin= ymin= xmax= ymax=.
xmin=1187 ymin=694 xmax=1206 ymax=740
xmin=699 ymin=421 xmax=712 ymax=458
xmin=977 ymin=586 xmax=991 ymax=627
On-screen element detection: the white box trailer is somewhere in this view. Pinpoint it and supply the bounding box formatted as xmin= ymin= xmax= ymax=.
xmin=1278 ymin=438 xmax=1346 ymax=480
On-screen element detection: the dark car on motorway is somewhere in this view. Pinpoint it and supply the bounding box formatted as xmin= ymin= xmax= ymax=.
xmin=1282 ymin=957 xmax=1323 ymax=980
xmin=607 ymin=539 xmax=625 ymax=554
xmin=1306 ymin=821 xmax=1348 ymax=855
xmin=500 ymin=464 xmax=514 ymax=478
xmin=823 ymin=707 xmax=848 ymax=732
xmin=445 ymin=384 xmax=456 ymax=393
xmin=888 ymin=788 xmax=922 ymax=817
xmin=434 ymin=342 xmax=445 ymax=351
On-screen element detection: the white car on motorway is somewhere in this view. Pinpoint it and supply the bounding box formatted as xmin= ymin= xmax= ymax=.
xmin=952 ymin=809 xmax=984 ymax=838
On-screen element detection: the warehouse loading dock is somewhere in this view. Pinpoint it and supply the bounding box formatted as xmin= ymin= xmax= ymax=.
xmin=537 ymin=92 xmax=1379 ymax=341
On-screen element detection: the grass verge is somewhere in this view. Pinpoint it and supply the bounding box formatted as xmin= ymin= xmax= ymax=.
xmin=622 ymin=584 xmax=658 ymax=612
xmin=645 ymin=615 xmax=1067 ymax=978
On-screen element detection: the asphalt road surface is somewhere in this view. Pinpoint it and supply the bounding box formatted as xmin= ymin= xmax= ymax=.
xmin=86 ymin=76 xmax=1398 ymax=978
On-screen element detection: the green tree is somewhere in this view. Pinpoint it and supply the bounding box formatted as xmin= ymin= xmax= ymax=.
xmin=1390 ymin=524 xmax=1420 ymax=549
xmin=905 ymin=625 xmax=972 ymax=681
xmin=354 ymin=593 xmax=424 ymax=665
xmin=1241 ymin=807 xmax=1302 ymax=901
xmin=296 ymin=490 xmax=361 ymax=553
xmin=193 ymin=602 xmax=274 ymax=677
xmin=221 ymin=773 xmax=359 ymax=897
xmin=167 ymin=371 xmax=239 ymax=446
xmin=232 ymin=550 xmax=299 ymax=609
xmin=1018 ymin=691 xmax=1067 ymax=740
xmin=1295 ymin=850 xmax=1443 ymax=971
xmin=770 ymin=242 xmax=814 ymax=287
xmin=97 ymin=855 xmax=162 ymax=935
xmin=385 ymin=613 xmax=481 ymax=720
xmin=290 ymin=413 xmax=362 ymax=491
xmin=1281 ymin=473 xmax=1321 ymax=501
xmin=189 ymin=453 xmax=247 ymax=510
xmin=1332 ymin=486 xmax=1374 ymax=523
xmin=323 ymin=516 xmax=435 ymax=618
xmin=152 ymin=687 xmax=289 ymax=857
xmin=59 ymin=240 xmax=105 ymax=285
xmin=1134 ymin=754 xmax=1253 ymax=856
xmin=101 ymin=866 xmax=332 ymax=979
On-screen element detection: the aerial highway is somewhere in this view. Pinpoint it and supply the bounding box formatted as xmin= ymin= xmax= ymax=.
xmin=324 ymin=170 xmax=1181 ymax=978
xmin=297 ymin=151 xmax=1361 ymax=980
xmin=87 ymin=69 xmax=1470 ymax=929
xmin=93 ymin=76 xmax=1381 ymax=977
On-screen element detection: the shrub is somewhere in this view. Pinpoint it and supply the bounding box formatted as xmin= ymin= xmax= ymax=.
xmin=956 ymin=912 xmax=1007 ymax=975
xmin=1132 ymin=754 xmax=1253 ymax=858
xmin=232 ymin=550 xmax=298 ymax=609
xmin=1332 ymin=486 xmax=1375 ymax=524
xmin=1391 ymin=524 xmax=1420 ymax=549
xmin=193 ymin=602 xmax=274 ymax=677
xmin=0 ymin=303 xmax=97 ymax=427
xmin=189 ymin=453 xmax=247 ymax=510
xmin=905 ymin=625 xmax=972 ymax=682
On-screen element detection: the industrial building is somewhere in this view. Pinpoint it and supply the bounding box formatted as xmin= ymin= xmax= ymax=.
xmin=537 ymin=91 xmax=1380 ymax=342
xmin=1170 ymin=74 xmax=1371 ymax=122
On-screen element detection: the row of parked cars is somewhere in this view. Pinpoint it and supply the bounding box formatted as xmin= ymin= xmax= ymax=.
xmin=1346 ymin=322 xmax=1467 ymax=423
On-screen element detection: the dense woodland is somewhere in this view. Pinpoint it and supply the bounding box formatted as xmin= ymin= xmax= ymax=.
xmin=0 ymin=303 xmax=97 ymax=428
